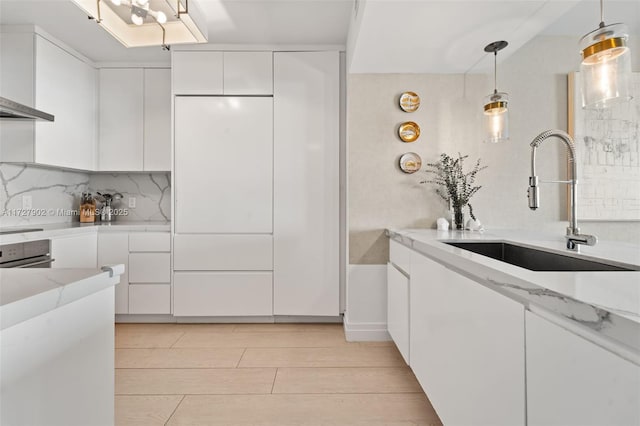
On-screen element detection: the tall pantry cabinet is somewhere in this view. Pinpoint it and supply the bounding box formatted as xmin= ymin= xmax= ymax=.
xmin=172 ymin=51 xmax=339 ymax=318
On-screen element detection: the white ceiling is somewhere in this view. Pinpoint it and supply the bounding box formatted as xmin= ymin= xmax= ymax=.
xmin=0 ymin=0 xmax=637 ymax=70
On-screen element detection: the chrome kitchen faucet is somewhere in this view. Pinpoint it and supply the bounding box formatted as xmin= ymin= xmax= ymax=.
xmin=527 ymin=129 xmax=597 ymax=251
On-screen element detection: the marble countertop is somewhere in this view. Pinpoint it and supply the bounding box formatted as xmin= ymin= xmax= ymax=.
xmin=0 ymin=221 xmax=170 ymax=244
xmin=388 ymin=228 xmax=640 ymax=362
xmin=0 ymin=265 xmax=123 ymax=330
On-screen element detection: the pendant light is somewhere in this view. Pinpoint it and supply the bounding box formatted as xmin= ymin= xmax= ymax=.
xmin=579 ymin=0 xmax=632 ymax=109
xmin=483 ymin=41 xmax=509 ymax=143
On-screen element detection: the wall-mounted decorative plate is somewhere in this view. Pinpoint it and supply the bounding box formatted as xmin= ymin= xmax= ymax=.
xmin=399 ymin=152 xmax=422 ymax=173
xmin=399 ymin=92 xmax=420 ymax=112
xmin=398 ymin=121 xmax=420 ymax=142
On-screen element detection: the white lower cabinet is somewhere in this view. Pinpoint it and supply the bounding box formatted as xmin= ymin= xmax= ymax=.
xmin=410 ymin=251 xmax=525 ymax=426
xmin=97 ymin=233 xmax=129 ymax=314
xmin=387 ymin=262 xmax=409 ymax=364
xmin=98 ymin=231 xmax=171 ymax=315
xmin=52 ymin=233 xmax=98 ymax=269
xmin=173 ymin=272 xmax=273 ymax=316
xmin=526 ymin=311 xmax=640 ymax=426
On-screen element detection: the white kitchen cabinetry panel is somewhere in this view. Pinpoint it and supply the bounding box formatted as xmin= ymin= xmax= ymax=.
xmin=173 ymin=234 xmax=272 ymax=271
xmin=0 ymin=32 xmax=96 ymax=170
xmin=129 ymin=232 xmax=171 ymax=252
xmin=143 ymin=68 xmax=171 ymax=171
xmin=223 ymin=52 xmax=273 ymax=95
xmin=387 ymin=263 xmax=409 ymax=364
xmin=174 ymin=96 xmax=273 ymax=234
xmin=389 ymin=240 xmax=412 ymax=275
xmin=410 ymin=251 xmax=525 ymax=426
xmin=34 ymin=35 xmax=96 ymax=170
xmin=98 ymin=233 xmax=129 ymax=314
xmin=52 ymin=233 xmax=98 ymax=269
xmin=172 ymin=51 xmax=223 ymax=95
xmin=273 ymin=51 xmax=339 ymax=316
xmin=129 ymin=253 xmax=170 ymax=283
xmin=526 ymin=311 xmax=640 ymax=426
xmin=129 ymin=284 xmax=171 ymax=314
xmin=99 ymin=68 xmax=144 ymax=171
xmin=173 ymin=272 xmax=273 ymax=316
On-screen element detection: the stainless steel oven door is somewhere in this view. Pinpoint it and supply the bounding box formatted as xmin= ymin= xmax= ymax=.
xmin=0 ymin=255 xmax=54 ymax=268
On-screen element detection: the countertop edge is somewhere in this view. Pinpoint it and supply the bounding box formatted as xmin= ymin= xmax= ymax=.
xmin=387 ymin=228 xmax=640 ymax=365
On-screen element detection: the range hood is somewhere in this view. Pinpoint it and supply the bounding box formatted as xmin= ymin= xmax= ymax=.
xmin=0 ymin=97 xmax=54 ymax=121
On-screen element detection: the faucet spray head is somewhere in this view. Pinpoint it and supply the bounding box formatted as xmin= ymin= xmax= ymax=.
xmin=528 ymin=176 xmax=540 ymax=210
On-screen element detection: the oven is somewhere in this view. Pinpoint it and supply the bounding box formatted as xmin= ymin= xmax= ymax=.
xmin=0 ymin=239 xmax=54 ymax=268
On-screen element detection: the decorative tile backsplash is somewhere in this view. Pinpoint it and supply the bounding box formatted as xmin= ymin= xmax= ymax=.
xmin=89 ymin=173 xmax=170 ymax=222
xmin=0 ymin=163 xmax=171 ymax=227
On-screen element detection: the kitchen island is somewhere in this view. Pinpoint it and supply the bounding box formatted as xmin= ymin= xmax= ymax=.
xmin=387 ymin=228 xmax=640 ymax=426
xmin=0 ymin=265 xmax=123 ymax=426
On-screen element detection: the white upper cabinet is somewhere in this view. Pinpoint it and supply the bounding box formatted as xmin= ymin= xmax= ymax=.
xmin=172 ymin=51 xmax=223 ymax=95
xmin=223 ymin=52 xmax=273 ymax=95
xmin=143 ymin=68 xmax=171 ymax=171
xmin=99 ymin=68 xmax=144 ymax=171
xmin=0 ymin=31 xmax=97 ymax=170
xmin=172 ymin=51 xmax=272 ymax=95
xmin=98 ymin=67 xmax=171 ymax=171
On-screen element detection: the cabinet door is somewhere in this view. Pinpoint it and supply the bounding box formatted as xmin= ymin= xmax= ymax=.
xmin=34 ymin=35 xmax=96 ymax=170
xmin=143 ymin=68 xmax=171 ymax=171
xmin=223 ymin=52 xmax=273 ymax=95
xmin=526 ymin=311 xmax=640 ymax=426
xmin=172 ymin=51 xmax=223 ymax=95
xmin=98 ymin=233 xmax=129 ymax=314
xmin=129 ymin=284 xmax=170 ymax=314
xmin=174 ymin=96 xmax=273 ymax=233
xmin=98 ymin=68 xmax=143 ymax=171
xmin=129 ymin=253 xmax=171 ymax=283
xmin=272 ymin=51 xmax=339 ymax=316
xmin=173 ymin=272 xmax=273 ymax=316
xmin=410 ymin=251 xmax=525 ymax=426
xmin=51 ymin=233 xmax=98 ymax=269
xmin=387 ymin=263 xmax=409 ymax=364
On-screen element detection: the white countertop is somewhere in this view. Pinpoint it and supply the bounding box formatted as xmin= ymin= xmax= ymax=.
xmin=388 ymin=228 xmax=640 ymax=359
xmin=0 ymin=221 xmax=170 ymax=244
xmin=0 ymin=266 xmax=123 ymax=330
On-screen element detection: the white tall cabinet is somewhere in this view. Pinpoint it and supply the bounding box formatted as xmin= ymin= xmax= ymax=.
xmin=273 ymin=52 xmax=339 ymax=316
xmin=172 ymin=50 xmax=340 ymax=317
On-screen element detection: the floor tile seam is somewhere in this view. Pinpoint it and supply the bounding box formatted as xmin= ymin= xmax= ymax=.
xmin=168 ymin=345 xmax=352 ymax=349
xmin=163 ymin=394 xmax=186 ymax=426
xmin=115 ymin=366 xmax=410 ymax=370
xmin=115 ymin=391 xmax=426 ymax=396
xmin=235 ymin=348 xmax=248 ymax=368
xmin=270 ymin=368 xmax=279 ymax=394
xmin=169 ymin=331 xmax=188 ymax=348
xmin=236 ymin=365 xmax=411 ymax=369
xmin=115 ymin=367 xmax=278 ymax=371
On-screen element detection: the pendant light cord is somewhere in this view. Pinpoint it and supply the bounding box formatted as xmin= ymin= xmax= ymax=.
xmin=494 ymin=51 xmax=498 ymax=95
xmin=599 ymin=0 xmax=605 ymax=28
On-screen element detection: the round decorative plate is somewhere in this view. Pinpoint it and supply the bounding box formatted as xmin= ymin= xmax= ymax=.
xmin=398 ymin=121 xmax=420 ymax=142
xmin=399 ymin=91 xmax=420 ymax=112
xmin=399 ymin=152 xmax=422 ymax=173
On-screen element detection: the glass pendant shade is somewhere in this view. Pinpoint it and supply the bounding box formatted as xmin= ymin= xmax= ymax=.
xmin=579 ymin=23 xmax=632 ymax=108
xmin=483 ymin=92 xmax=509 ymax=143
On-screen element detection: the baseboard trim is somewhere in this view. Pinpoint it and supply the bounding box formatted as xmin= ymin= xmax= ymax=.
xmin=115 ymin=315 xmax=343 ymax=324
xmin=343 ymin=315 xmax=391 ymax=342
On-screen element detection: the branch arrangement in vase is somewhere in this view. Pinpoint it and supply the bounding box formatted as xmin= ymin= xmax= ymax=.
xmin=421 ymin=152 xmax=487 ymax=229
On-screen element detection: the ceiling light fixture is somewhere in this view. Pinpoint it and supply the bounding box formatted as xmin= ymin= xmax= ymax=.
xmin=483 ymin=40 xmax=509 ymax=144
xmin=71 ymin=0 xmax=207 ymax=50
xmin=579 ymin=0 xmax=632 ymax=108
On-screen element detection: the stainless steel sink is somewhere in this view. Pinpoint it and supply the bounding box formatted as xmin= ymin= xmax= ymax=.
xmin=444 ymin=241 xmax=638 ymax=272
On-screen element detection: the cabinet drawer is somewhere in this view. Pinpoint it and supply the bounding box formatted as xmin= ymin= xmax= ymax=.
xmin=172 ymin=51 xmax=223 ymax=94
xmin=129 ymin=232 xmax=170 ymax=252
xmin=129 ymin=284 xmax=170 ymax=314
xmin=389 ymin=239 xmax=412 ymax=275
xmin=173 ymin=272 xmax=272 ymax=316
xmin=129 ymin=253 xmax=171 ymax=283
xmin=174 ymin=234 xmax=272 ymax=271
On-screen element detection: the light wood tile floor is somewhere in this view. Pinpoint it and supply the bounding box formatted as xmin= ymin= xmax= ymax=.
xmin=115 ymin=323 xmax=442 ymax=426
